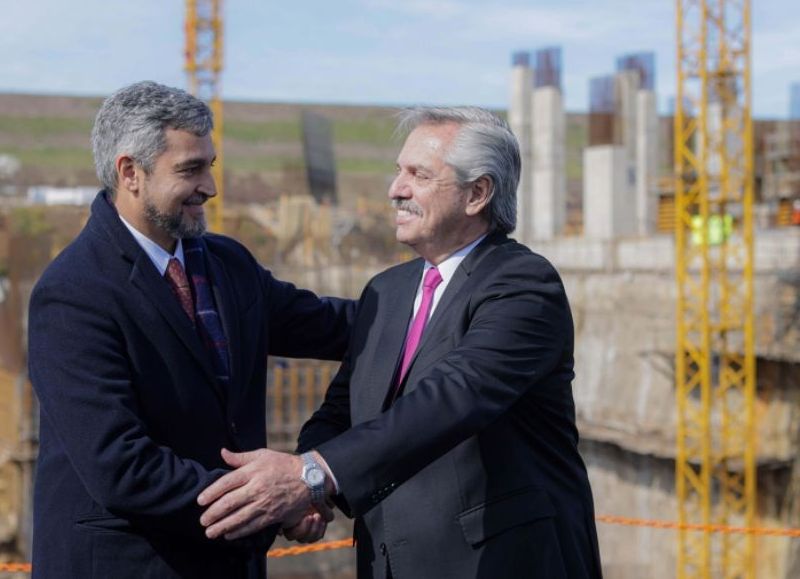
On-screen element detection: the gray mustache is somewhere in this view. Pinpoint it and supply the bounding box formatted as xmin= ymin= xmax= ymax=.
xmin=391 ymin=199 xmax=422 ymax=215
xmin=184 ymin=194 xmax=207 ymax=205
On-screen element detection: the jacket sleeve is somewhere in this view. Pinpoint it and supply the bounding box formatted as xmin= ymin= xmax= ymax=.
xmin=28 ymin=279 xmax=230 ymax=542
xmin=297 ymin=352 xmax=354 ymax=454
xmin=262 ymin=268 xmax=355 ymax=361
xmin=314 ymin=259 xmax=573 ymax=517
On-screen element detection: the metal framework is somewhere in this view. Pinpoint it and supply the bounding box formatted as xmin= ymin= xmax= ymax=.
xmin=185 ymin=0 xmax=224 ymax=232
xmin=674 ymin=1 xmax=756 ymax=577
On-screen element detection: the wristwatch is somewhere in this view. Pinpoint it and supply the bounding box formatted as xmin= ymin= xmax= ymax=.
xmin=300 ymin=452 xmax=327 ymax=506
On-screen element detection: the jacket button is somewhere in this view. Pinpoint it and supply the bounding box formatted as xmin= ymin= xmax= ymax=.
xmin=380 ymin=543 xmax=387 ymax=556
xmin=230 ymin=421 xmax=238 ymax=434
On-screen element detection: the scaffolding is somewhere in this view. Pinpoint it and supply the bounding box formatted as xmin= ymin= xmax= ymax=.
xmin=184 ymin=0 xmax=224 ymax=232
xmin=674 ymin=0 xmax=757 ymax=577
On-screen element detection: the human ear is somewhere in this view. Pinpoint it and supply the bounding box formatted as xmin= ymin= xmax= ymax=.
xmin=116 ymin=156 xmax=139 ymax=194
xmin=465 ymin=175 xmax=493 ymax=216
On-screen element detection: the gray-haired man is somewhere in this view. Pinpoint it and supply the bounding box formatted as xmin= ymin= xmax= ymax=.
xmin=28 ymin=81 xmax=352 ymax=578
xmin=199 ymin=107 xmax=602 ymax=578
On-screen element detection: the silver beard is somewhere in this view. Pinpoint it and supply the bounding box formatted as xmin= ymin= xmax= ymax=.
xmin=143 ymin=197 xmax=207 ymax=240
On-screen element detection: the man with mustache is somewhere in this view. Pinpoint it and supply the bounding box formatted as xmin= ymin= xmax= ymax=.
xmin=27 ymin=81 xmax=352 ymax=578
xmin=199 ymin=107 xmax=602 ymax=578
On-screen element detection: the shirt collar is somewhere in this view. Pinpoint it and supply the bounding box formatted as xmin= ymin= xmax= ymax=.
xmin=119 ymin=215 xmax=185 ymax=276
xmin=423 ymin=233 xmax=487 ymax=284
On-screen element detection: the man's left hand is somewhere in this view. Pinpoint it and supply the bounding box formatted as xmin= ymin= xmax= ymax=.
xmin=198 ymin=448 xmax=309 ymax=540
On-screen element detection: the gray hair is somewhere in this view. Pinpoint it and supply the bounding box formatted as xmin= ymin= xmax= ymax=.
xmin=91 ymin=81 xmax=213 ymax=195
xmin=396 ymin=106 xmax=519 ymax=234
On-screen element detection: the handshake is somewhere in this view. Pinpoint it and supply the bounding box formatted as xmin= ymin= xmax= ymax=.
xmin=198 ymin=448 xmax=335 ymax=544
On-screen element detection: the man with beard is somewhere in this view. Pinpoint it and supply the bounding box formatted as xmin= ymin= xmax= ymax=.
xmin=27 ymin=81 xmax=352 ymax=578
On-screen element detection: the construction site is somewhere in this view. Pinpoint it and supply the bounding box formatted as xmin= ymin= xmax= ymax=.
xmin=1 ymin=0 xmax=800 ymax=578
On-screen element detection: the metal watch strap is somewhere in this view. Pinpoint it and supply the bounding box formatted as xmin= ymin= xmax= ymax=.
xmin=301 ymin=452 xmax=326 ymax=505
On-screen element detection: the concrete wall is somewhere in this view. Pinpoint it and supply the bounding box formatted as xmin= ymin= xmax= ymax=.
xmin=529 ymin=228 xmax=800 ymax=578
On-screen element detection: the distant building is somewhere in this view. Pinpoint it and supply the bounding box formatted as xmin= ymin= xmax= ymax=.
xmin=27 ymin=186 xmax=97 ymax=206
xmin=0 ymin=155 xmax=21 ymax=179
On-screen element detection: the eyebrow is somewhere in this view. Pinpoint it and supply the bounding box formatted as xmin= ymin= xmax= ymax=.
xmin=400 ymin=162 xmax=433 ymax=174
xmin=173 ymin=156 xmax=216 ymax=170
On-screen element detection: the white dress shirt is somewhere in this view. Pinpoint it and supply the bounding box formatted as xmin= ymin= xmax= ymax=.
xmin=323 ymin=234 xmax=487 ymax=494
xmin=119 ymin=216 xmax=185 ymax=274
xmin=410 ymin=233 xmax=487 ymax=321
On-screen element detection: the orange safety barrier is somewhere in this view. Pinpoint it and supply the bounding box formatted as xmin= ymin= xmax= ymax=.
xmin=268 ymin=538 xmax=353 ymax=558
xmin=0 ymin=563 xmax=32 ymax=572
xmin=3 ymin=517 xmax=800 ymax=573
xmin=595 ymin=515 xmax=800 ymax=538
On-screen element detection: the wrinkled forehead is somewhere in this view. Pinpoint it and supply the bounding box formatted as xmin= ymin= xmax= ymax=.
xmin=400 ymin=122 xmax=461 ymax=163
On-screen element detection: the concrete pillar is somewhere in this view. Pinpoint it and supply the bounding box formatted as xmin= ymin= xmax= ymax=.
xmin=636 ymin=90 xmax=658 ymax=235
xmin=583 ymin=145 xmax=636 ymax=239
xmin=531 ymin=86 xmax=566 ymax=239
xmin=615 ymin=70 xmax=639 ymax=161
xmin=509 ymin=58 xmax=534 ymax=244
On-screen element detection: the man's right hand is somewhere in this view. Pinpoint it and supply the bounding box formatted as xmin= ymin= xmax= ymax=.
xmin=282 ymin=503 xmax=334 ymax=544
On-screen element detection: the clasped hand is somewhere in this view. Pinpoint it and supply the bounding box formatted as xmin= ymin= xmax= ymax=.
xmin=198 ymin=448 xmax=333 ymax=543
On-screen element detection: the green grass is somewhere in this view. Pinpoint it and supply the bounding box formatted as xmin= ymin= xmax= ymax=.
xmin=0 ymin=116 xmax=92 ymax=137
xmin=332 ymin=119 xmax=397 ymax=145
xmin=0 ymin=146 xmax=93 ymax=170
xmin=223 ymin=118 xmax=398 ymax=146
xmin=0 ymin=144 xmax=392 ymax=176
xmin=336 ymin=158 xmax=394 ymax=173
xmin=566 ymin=118 xmax=587 ymax=180
xmin=224 ymin=155 xmax=302 ymax=173
xmin=0 ymin=113 xmax=398 ymax=176
xmin=224 ymin=120 xmax=301 ymax=143
xmin=225 ymin=154 xmax=393 ymax=176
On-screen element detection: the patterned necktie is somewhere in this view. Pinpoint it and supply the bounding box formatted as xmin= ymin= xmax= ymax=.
xmin=165 ymin=258 xmax=195 ymax=324
xmin=396 ymin=266 xmax=443 ymax=388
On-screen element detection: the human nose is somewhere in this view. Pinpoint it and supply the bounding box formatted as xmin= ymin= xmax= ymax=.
xmin=201 ymin=170 xmax=218 ymax=199
xmin=388 ymin=172 xmax=410 ymax=200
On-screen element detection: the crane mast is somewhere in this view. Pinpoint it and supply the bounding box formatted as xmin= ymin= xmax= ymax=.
xmin=674 ymin=0 xmax=756 ymax=577
xmin=185 ymin=0 xmax=224 ymax=232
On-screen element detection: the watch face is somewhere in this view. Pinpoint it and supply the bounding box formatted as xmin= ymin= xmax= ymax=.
xmin=307 ymin=468 xmax=325 ymax=486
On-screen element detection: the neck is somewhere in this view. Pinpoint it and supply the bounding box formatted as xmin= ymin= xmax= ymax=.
xmin=415 ymin=223 xmax=490 ymax=265
xmin=113 ymin=193 xmax=177 ymax=253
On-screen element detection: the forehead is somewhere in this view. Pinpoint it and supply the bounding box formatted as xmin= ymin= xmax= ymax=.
xmin=160 ymin=128 xmax=215 ymax=161
xmin=398 ymin=122 xmax=460 ymax=165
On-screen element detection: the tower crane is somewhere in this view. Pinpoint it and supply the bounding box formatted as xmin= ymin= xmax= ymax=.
xmin=674 ymin=0 xmax=756 ymax=577
xmin=185 ymin=0 xmax=224 ymax=232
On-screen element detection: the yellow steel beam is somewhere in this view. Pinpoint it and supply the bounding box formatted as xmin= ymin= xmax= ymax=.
xmin=185 ymin=0 xmax=224 ymax=233
xmin=675 ymin=1 xmax=756 ymax=578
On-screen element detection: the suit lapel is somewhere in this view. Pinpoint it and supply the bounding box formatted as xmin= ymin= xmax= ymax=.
xmin=127 ymin=252 xmax=222 ymax=397
xmin=206 ymin=247 xmax=242 ymax=408
xmin=362 ymin=260 xmax=423 ymax=416
xmin=401 ymin=233 xmax=507 ymax=395
xmin=89 ymin=192 xmax=224 ymax=404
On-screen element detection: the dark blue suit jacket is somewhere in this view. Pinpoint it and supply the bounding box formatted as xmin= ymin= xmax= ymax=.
xmin=299 ymin=233 xmax=602 ymax=579
xmin=28 ymin=192 xmax=353 ymax=578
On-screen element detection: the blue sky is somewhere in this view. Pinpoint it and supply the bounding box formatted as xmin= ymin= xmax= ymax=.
xmin=1 ymin=0 xmax=798 ymax=118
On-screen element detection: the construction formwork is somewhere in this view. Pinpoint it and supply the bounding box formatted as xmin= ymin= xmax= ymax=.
xmin=589 ymin=76 xmax=616 ymax=147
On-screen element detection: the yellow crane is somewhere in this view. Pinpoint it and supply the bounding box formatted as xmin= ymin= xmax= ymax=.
xmin=674 ymin=0 xmax=756 ymax=578
xmin=184 ymin=0 xmax=224 ymax=232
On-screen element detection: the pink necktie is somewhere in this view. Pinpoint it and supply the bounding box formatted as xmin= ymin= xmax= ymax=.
xmin=396 ymin=267 xmax=443 ymax=386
